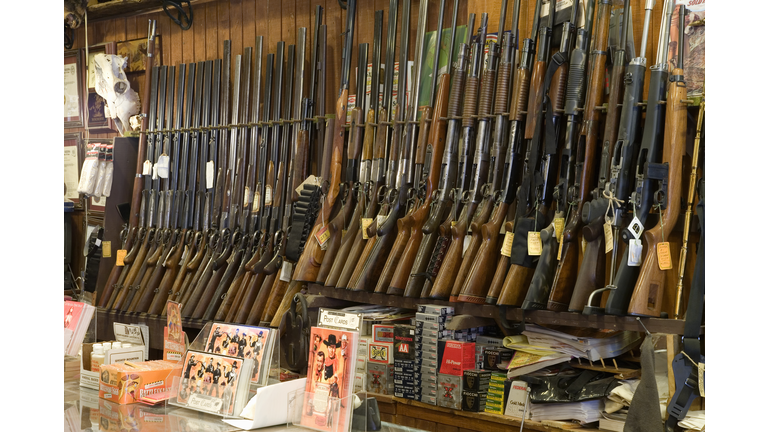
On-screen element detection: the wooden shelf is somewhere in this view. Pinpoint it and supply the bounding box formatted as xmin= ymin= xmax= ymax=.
xmin=306 ymin=284 xmax=698 ymax=335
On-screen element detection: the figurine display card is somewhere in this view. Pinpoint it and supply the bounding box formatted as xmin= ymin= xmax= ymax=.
xmin=175 ymin=350 xmax=251 ymax=417
xmin=301 ymin=327 xmax=359 ymax=432
xmin=205 ymin=323 xmax=274 ymax=386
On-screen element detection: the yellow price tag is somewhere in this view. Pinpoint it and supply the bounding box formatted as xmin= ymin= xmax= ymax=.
xmin=604 ymin=222 xmax=614 ymax=254
xmin=527 ymin=232 xmax=542 ymax=256
xmin=315 ymin=225 xmax=330 ymax=248
xmin=102 ymin=241 xmax=111 ymax=258
xmin=553 ymin=218 xmax=565 ymax=241
xmin=500 ymin=232 xmax=514 ymax=257
xmin=557 ymin=238 xmax=564 ymax=261
xmin=657 ymin=242 xmax=673 ymax=270
xmin=362 ymin=218 xmax=373 ymax=240
xmin=116 ymin=249 xmax=127 ymax=266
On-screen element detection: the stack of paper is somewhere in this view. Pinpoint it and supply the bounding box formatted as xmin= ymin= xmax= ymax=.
xmin=522 ymin=324 xmax=641 ymax=361
xmin=679 ymin=410 xmax=705 ymax=431
xmin=529 ymin=399 xmax=604 ymax=424
xmin=64 ymin=301 xmax=95 ymax=356
xmin=599 ymin=410 xmax=627 ymax=431
xmin=506 ymin=351 xmax=572 ymax=378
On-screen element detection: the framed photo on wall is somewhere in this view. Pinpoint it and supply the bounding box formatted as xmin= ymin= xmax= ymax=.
xmin=64 ymin=50 xmax=84 ymax=128
xmin=64 ymin=132 xmax=83 ymax=209
xmin=82 ymin=42 xmax=117 ymax=133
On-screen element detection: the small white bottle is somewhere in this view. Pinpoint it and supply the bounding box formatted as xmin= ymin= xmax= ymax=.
xmin=112 ymin=342 xmax=122 ymax=349
xmin=122 ymin=343 xmax=132 ymax=348
xmin=102 ymin=342 xmax=112 ymax=351
xmin=91 ymin=345 xmax=105 ymax=372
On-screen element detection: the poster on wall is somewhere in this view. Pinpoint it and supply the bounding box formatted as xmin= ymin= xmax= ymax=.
xmin=64 ymin=133 xmax=82 ymax=207
xmin=64 ymin=50 xmax=84 ymax=128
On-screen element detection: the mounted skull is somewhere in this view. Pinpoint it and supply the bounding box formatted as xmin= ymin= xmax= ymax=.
xmin=64 ymin=0 xmax=88 ymax=29
xmin=92 ymin=54 xmax=140 ymax=136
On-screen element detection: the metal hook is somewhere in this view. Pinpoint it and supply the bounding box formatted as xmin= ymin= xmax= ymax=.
xmin=636 ymin=317 xmax=652 ymax=337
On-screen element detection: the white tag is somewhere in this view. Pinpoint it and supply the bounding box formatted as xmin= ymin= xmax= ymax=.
xmin=187 ymin=393 xmax=224 ymax=413
xmin=95 ymin=238 xmax=102 ymax=246
xmin=142 ymin=160 xmax=152 ymax=175
xmin=265 ymin=186 xmax=273 ymax=206
xmin=156 ymin=155 xmax=170 ymax=179
xmin=627 ymin=216 xmax=644 ymax=239
xmin=628 ymin=239 xmax=643 ymax=266
xmin=151 ymin=164 xmax=159 ymax=180
xmin=253 ymin=191 xmax=260 ymax=212
xmin=462 ymin=235 xmax=471 ymax=257
xmin=604 ymin=222 xmax=614 ymax=254
xmin=318 ymin=308 xmax=365 ymax=332
xmin=206 ymin=161 xmax=215 ymax=189
xmin=279 ymin=261 xmax=293 ymax=282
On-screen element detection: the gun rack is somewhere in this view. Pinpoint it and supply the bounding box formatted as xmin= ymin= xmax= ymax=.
xmin=306 ymin=283 xmax=702 ymax=336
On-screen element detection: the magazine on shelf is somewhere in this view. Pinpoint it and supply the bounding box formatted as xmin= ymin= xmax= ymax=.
xmin=300 ymin=326 xmax=359 ymax=432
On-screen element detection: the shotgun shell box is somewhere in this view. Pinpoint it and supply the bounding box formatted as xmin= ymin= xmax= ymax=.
xmin=414 ymin=372 xmax=436 ymax=383
xmin=421 ymin=381 xmax=437 ymax=391
xmin=417 ymin=304 xmax=455 ymax=316
xmin=393 ymin=371 xmax=415 ymax=382
xmin=394 ymin=391 xmax=416 ymax=400
xmin=415 ymin=312 xmax=452 ymax=323
xmin=463 ymin=370 xmax=491 ymax=391
xmin=490 ymin=371 xmax=507 ymax=382
xmin=415 ymin=342 xmax=438 ymax=353
xmin=487 ymin=391 xmax=505 ymax=404
xmin=394 ymin=359 xmax=416 ymax=371
xmin=415 ymin=334 xmax=440 ymax=345
xmin=437 ymin=374 xmax=463 ymax=410
xmin=372 ymin=325 xmax=395 ymax=343
xmin=418 ymin=358 xmax=439 ymax=370
xmin=440 ymin=341 xmax=476 ymax=376
xmin=369 ymin=343 xmax=393 ymax=364
xmin=420 ymin=395 xmax=437 ymax=405
xmin=394 ymin=385 xmax=416 ymax=396
xmin=367 ymin=362 xmax=392 ymax=395
xmin=415 ymin=321 xmax=448 ymax=332
xmin=414 ymin=328 xmax=442 ymax=338
xmin=393 ymin=377 xmax=419 ymax=387
xmin=394 ymin=325 xmax=416 ymax=361
xmin=483 ymin=348 xmax=515 ymax=371
xmin=461 ymin=391 xmax=487 ymax=412
xmin=421 ymin=365 xmax=439 ymax=376
xmin=421 ymin=386 xmax=438 ymax=398
xmin=415 ymin=350 xmax=438 ymax=362
xmin=475 ymin=336 xmax=504 ymax=347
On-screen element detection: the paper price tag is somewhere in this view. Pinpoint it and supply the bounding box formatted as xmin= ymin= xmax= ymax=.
xmin=265 ymin=185 xmax=273 ymax=206
xmin=142 ymin=160 xmax=151 ymax=175
xmin=627 ymin=216 xmax=644 ymax=239
xmin=462 ymin=235 xmax=472 ymax=257
xmin=528 ymin=232 xmax=542 ymax=256
xmin=500 ymin=232 xmax=514 ymax=257
xmin=116 ymin=249 xmax=127 ymax=266
xmin=451 ymin=221 xmax=457 ymax=227
xmin=156 ymin=155 xmax=170 ymax=179
xmin=604 ymin=222 xmax=614 ymax=254
xmin=698 ymin=362 xmax=705 ymax=397
xmin=315 ymin=225 xmax=330 ymax=248
xmin=253 ymin=191 xmax=260 ymax=212
xmin=657 ymin=242 xmax=673 ymax=270
xmin=628 ymin=239 xmax=642 ymax=266
xmin=206 ymin=161 xmax=215 ymax=189
xmin=557 ymin=238 xmax=564 ymax=261
xmin=102 ymin=241 xmax=111 ymax=258
xmin=553 ymin=218 xmax=565 ymax=241
xmin=279 ymin=261 xmax=293 ymax=282
xmin=362 ymin=218 xmax=373 ymax=239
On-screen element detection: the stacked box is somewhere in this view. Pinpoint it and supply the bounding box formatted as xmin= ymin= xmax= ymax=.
xmin=355 ymin=337 xmax=370 ymax=392
xmin=485 ymin=372 xmax=507 ymax=414
xmin=367 ymin=362 xmax=394 ymax=395
xmin=417 ymin=304 xmax=455 ymax=316
xmin=483 ymin=347 xmax=515 ymax=371
xmin=461 ymin=390 xmax=487 ymax=412
xmin=415 ymin=304 xmax=456 ymax=405
xmin=393 ymin=325 xmax=416 ymax=399
xmin=437 ymin=373 xmax=462 ymax=410
xmin=462 ymin=369 xmax=491 ymax=391
xmin=439 ymin=340 xmax=476 ymax=376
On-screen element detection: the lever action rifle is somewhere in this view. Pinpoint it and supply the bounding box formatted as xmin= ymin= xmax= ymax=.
xmin=269 ymin=0 xmax=358 ymax=328
xmin=573 ymin=0 xmax=656 ymax=313
xmin=98 ymin=24 xmax=156 ymax=306
xmin=330 ymin=0 xmax=398 ymax=290
xmin=427 ymin=14 xmax=490 ymax=301
xmin=628 ymin=2 xmax=688 ymax=317
xmin=388 ymin=0 xmax=458 ymax=297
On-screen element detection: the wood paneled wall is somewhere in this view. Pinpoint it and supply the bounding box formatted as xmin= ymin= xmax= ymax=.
xmin=65 ymin=0 xmax=671 ymax=143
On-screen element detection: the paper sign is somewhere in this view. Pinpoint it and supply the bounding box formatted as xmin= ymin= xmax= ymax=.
xmin=116 ymin=249 xmax=127 ymax=266
xmin=362 ymin=218 xmax=373 ymax=239
xmin=206 ymin=161 xmax=215 ymax=189
xmin=553 ymin=218 xmax=565 ymax=241
xmin=315 ymin=225 xmax=330 ymax=248
xmin=318 ymin=308 xmax=364 ymax=332
xmin=527 ymin=232 xmax=542 ymax=256
xmin=156 ymin=155 xmax=169 ymax=179
xmin=102 ymin=241 xmax=111 ymax=258
xmin=142 ymin=160 xmax=151 ymax=175
xmin=628 ymin=239 xmax=643 ymax=266
xmin=295 ymin=174 xmax=320 ymax=195
xmin=265 ymin=185 xmax=273 ymax=206
xmin=188 ymin=393 xmax=224 ymax=413
xmin=500 ymin=232 xmax=514 ymax=257
xmin=657 ymin=242 xmax=673 ymax=270
xmin=279 ymin=261 xmax=293 ymax=282
xmin=604 ymin=222 xmax=614 ymax=254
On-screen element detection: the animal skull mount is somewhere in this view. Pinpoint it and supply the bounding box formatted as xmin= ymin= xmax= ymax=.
xmin=93 ymin=54 xmax=140 ymax=136
xmin=64 ymin=0 xmax=88 ymax=29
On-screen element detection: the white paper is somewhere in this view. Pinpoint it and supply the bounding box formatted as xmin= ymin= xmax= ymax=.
xmin=64 ymin=63 xmax=79 ymax=118
xmin=64 ymin=146 xmax=80 ymax=201
xmin=224 ymin=378 xmax=307 ymax=430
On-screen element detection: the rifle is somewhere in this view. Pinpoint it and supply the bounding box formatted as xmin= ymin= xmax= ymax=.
xmin=573 ymin=0 xmax=656 ymax=313
xmin=628 ymin=1 xmax=688 ymax=317
xmin=594 ymin=0 xmax=676 ymax=316
xmin=389 ymin=0 xmax=460 ymax=298
xmin=519 ymin=0 xmax=582 ymax=310
xmin=269 ymin=0 xmax=358 ymax=328
xmin=328 ymin=0 xmax=397 ymax=290
xmin=317 ymin=10 xmax=382 ymax=285
xmin=458 ymin=1 xmax=525 ymax=303
xmin=349 ymin=0 xmax=426 ymax=293
xmin=427 ymin=14 xmax=489 ymax=301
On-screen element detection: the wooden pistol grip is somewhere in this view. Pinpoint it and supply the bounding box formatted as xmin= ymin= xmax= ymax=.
xmin=392 ymin=201 xmax=432 ymax=296
xmin=182 ymin=257 xmax=215 ymax=317
xmin=430 ymin=228 xmax=466 ymax=301
xmin=486 ymin=221 xmax=516 ymax=303
xmin=247 ymin=272 xmax=277 ymax=325
xmin=238 ymin=270 xmax=267 ymax=324
xmin=269 ymin=280 xmax=305 ymax=328
xmin=192 ymin=262 xmax=228 ymax=319
xmin=337 ymin=233 xmax=375 ymax=289
xmin=496 ymin=264 xmax=536 ymax=307
xmin=451 ymin=198 xmax=494 ymax=300
xmin=319 ymin=202 xmax=362 ymax=284
xmin=215 ymin=258 xmax=247 ymax=321
xmin=459 ymin=202 xmax=509 ymax=304
xmin=415 ymin=107 xmax=433 ymax=167
xmin=316 ymin=191 xmax=359 ymax=283
xmin=547 ymin=208 xmax=584 ymax=311
xmin=567 ymin=217 xmax=606 ymax=312
xmin=353 ymin=229 xmax=397 ymax=292
xmin=105 ymin=263 xmax=130 ymax=309
xmin=225 ymin=272 xmax=251 ymax=323
xmin=263 ymin=275 xmax=291 ymax=323
xmin=292 ymin=129 xmax=310 ymax=203
xmin=179 ymin=248 xmax=210 ymax=308
xmin=376 ymin=211 xmax=415 ymax=294
xmin=328 ymin=228 xmax=364 ymax=288
xmin=628 ymin=228 xmax=664 ymax=317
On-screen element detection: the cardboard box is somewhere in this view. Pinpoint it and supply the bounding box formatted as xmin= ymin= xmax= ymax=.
xmin=461 ymin=391 xmax=487 ymax=412
xmin=420 ymin=394 xmax=437 ymax=405
xmin=437 ymin=374 xmax=462 ymax=410
xmin=369 ymin=342 xmax=393 ymax=364
xmin=81 ymin=341 xmax=147 ymax=391
xmin=98 ymin=398 xmax=168 ymax=432
xmin=483 ymin=347 xmax=515 ymax=370
xmin=99 ymin=360 xmax=177 ymax=404
xmin=393 ymin=325 xmax=416 ymax=361
xmin=372 ymin=325 xmax=394 ymax=343
xmin=367 ymin=362 xmax=392 ymax=395
xmin=415 ymin=321 xmax=448 ymax=331
xmin=440 ymin=341 xmax=476 ymax=376
xmin=416 ymin=305 xmax=455 ymax=316
xmin=415 ymin=350 xmax=438 ymax=362
xmin=415 ymin=312 xmax=451 ymax=323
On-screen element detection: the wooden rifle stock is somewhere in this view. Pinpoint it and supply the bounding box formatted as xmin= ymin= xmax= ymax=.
xmin=247 ymin=272 xmax=276 ymax=325
xmin=428 ymin=201 xmax=476 ymax=300
xmin=133 ymin=230 xmax=176 ymax=312
xmin=568 ymin=214 xmax=606 ymax=312
xmin=236 ymin=267 xmax=267 ymax=323
xmin=628 ymin=65 xmax=687 ymax=317
xmin=546 ymin=207 xmax=583 ymax=310
xmin=495 ymin=213 xmax=545 ymax=306
xmin=376 ymin=199 xmax=419 ymax=294
xmin=191 ymin=255 xmax=228 ymax=319
xmin=99 ymin=227 xmax=135 ymax=308
xmin=150 ymin=230 xmax=196 ymax=315
xmin=458 ymin=199 xmax=509 ymax=303
xmin=452 ymin=196 xmax=494 ymax=301
xmin=317 ymin=186 xmax=359 ymax=284
xmin=113 ymin=229 xmax=154 ymax=310
xmin=485 ymin=221 xmax=515 ymax=302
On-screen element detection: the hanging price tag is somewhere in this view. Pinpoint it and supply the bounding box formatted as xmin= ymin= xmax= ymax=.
xmin=362 ymin=218 xmax=373 ymax=239
xmin=553 ymin=217 xmax=565 ymax=241
xmin=206 ymin=161 xmax=215 ymax=189
xmin=142 ymin=160 xmax=152 ymax=175
xmin=628 ymin=239 xmax=643 ymax=266
xmin=253 ymin=191 xmax=260 ymax=212
xmin=627 ymin=216 xmax=644 ymax=239
xmin=557 ymin=238 xmax=564 ymax=261
xmin=528 ymin=232 xmax=542 ymax=256
xmin=156 ymin=155 xmax=170 ymax=179
xmin=451 ymin=221 xmax=457 ymax=227
xmin=102 ymin=241 xmax=111 ymax=258
xmin=315 ymin=225 xmax=330 ymax=249
xmin=265 ymin=185 xmax=273 ymax=206
xmin=116 ymin=249 xmax=127 ymax=266
xmin=698 ymin=361 xmax=705 ymax=397
xmin=500 ymin=232 xmax=514 ymax=257
xmin=342 ymin=229 xmax=347 ymax=238
xmin=279 ymin=261 xmax=293 ymax=282
xmin=657 ymin=242 xmax=673 ymax=270
xmin=151 ymin=164 xmax=159 ymax=180
xmin=604 ymin=222 xmax=614 ymax=254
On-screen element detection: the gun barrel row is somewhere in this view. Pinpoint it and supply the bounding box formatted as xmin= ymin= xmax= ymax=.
xmin=101 ymin=0 xmax=703 ymax=325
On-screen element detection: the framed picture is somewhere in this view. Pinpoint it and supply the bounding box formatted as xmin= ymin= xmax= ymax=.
xmin=82 ymin=42 xmax=117 ymax=133
xmin=64 ymin=50 xmax=84 ymax=128
xmin=64 ymin=132 xmax=83 ymax=209
xmin=116 ymin=36 xmax=162 ymax=73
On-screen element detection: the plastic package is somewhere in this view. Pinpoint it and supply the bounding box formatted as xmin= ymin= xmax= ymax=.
xmin=101 ymin=144 xmax=114 ymax=197
xmin=93 ymin=145 xmax=107 ymax=198
xmin=77 ymin=143 xmax=100 ymax=196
